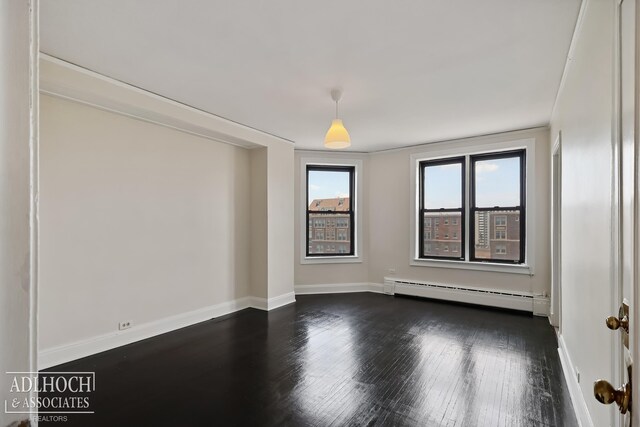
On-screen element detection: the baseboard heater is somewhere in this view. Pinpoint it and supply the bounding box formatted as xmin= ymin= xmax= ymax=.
xmin=383 ymin=277 xmax=548 ymax=315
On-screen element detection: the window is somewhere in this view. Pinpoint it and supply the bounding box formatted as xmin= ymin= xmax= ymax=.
xmin=470 ymin=150 xmax=525 ymax=263
xmin=306 ymin=165 xmax=355 ymax=257
xmin=419 ymin=157 xmax=465 ymax=260
xmin=336 ymin=218 xmax=349 ymax=228
xmin=416 ymin=149 xmax=526 ymax=265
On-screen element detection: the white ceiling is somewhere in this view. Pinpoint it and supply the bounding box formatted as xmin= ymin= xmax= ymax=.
xmin=40 ymin=0 xmax=581 ymax=152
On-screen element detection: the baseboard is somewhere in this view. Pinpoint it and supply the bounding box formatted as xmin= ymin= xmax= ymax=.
xmin=249 ymin=291 xmax=297 ymax=311
xmin=39 ymin=292 xmax=296 ymax=370
xmin=557 ymin=334 xmax=593 ymax=427
xmin=294 ymin=282 xmax=384 ymax=295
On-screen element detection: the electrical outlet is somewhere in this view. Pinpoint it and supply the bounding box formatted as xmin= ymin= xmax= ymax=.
xmin=119 ymin=321 xmax=132 ymax=330
xmin=388 ymin=268 xmax=396 ymax=275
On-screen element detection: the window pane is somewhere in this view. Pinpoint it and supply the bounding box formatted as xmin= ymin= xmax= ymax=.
xmin=308 ymin=170 xmax=350 ymax=208
xmin=423 ymin=211 xmax=462 ymax=258
xmin=308 ymin=213 xmax=351 ymax=255
xmin=423 ymin=163 xmax=462 ymax=209
xmin=473 ymin=210 xmax=520 ymax=261
xmin=474 ymin=156 xmax=520 ymax=207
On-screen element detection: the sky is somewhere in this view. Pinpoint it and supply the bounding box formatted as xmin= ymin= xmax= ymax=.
xmin=474 ymin=157 xmax=521 ymax=207
xmin=424 ymin=157 xmax=520 ymax=208
xmin=308 ymin=170 xmax=350 ymax=204
xmin=307 ymin=157 xmax=520 ymax=207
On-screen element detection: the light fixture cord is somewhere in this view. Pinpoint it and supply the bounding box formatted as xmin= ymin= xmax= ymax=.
xmin=335 ymin=99 xmax=339 ymax=119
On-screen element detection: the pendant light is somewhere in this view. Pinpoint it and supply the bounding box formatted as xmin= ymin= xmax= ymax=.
xmin=324 ymin=89 xmax=351 ymax=149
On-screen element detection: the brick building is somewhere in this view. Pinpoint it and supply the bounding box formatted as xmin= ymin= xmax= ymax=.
xmin=487 ymin=210 xmax=520 ymax=260
xmin=424 ymin=210 xmax=520 ymax=260
xmin=308 ymin=197 xmax=351 ymax=255
xmin=423 ymin=212 xmax=463 ymax=258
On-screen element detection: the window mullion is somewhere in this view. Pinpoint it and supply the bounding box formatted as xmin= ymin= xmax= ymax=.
xmin=464 ymin=155 xmax=471 ymax=262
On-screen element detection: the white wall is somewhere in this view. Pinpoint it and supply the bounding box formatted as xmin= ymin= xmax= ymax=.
xmin=250 ymin=148 xmax=268 ymax=299
xmin=0 ymin=1 xmax=36 ymax=425
xmin=369 ymin=128 xmax=550 ymax=295
xmin=267 ymin=142 xmax=295 ymax=298
xmin=39 ymin=94 xmax=252 ymax=351
xmin=295 ymin=128 xmax=550 ymax=299
xmin=550 ymin=1 xmax=616 ymax=425
xmin=294 ymin=151 xmax=370 ymax=285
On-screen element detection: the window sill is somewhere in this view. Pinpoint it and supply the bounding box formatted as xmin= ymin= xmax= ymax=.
xmin=410 ymin=258 xmax=533 ymax=275
xmin=301 ymin=255 xmax=363 ymax=265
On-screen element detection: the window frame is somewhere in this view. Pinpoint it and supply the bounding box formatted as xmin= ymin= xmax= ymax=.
xmin=300 ymin=157 xmax=363 ymax=265
xmin=306 ymin=165 xmax=355 ymax=258
xmin=418 ymin=156 xmax=466 ymax=261
xmin=409 ymin=136 xmax=535 ymax=275
xmin=469 ymin=149 xmax=526 ymax=264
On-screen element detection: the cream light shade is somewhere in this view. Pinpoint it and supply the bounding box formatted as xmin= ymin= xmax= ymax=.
xmin=324 ymin=119 xmax=351 ymax=149
xmin=324 ymin=89 xmax=351 ymax=149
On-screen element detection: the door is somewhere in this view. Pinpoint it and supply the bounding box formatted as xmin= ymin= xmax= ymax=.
xmin=620 ymin=1 xmax=638 ymax=425
xmin=593 ymin=1 xmax=637 ymax=426
xmin=618 ymin=1 xmax=636 ymax=425
xmin=551 ymin=136 xmax=562 ymax=330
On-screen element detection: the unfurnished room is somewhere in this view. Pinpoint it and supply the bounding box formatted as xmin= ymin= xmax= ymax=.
xmin=2 ymin=1 xmax=640 ymax=426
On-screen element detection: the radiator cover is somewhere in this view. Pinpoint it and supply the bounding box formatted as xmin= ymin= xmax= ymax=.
xmin=384 ymin=277 xmax=548 ymax=315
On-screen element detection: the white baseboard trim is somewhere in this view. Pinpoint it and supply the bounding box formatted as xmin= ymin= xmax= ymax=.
xmin=294 ymin=282 xmax=384 ymax=295
xmin=249 ymin=291 xmax=297 ymax=311
xmin=267 ymin=291 xmax=297 ymax=310
xmin=557 ymin=334 xmax=593 ymax=427
xmin=39 ymin=292 xmax=296 ymax=370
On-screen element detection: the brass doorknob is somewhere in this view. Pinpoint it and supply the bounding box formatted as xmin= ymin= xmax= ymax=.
xmin=606 ymin=315 xmax=629 ymax=333
xmin=594 ymin=379 xmax=631 ymax=414
xmin=606 ymin=303 xmax=630 ymax=333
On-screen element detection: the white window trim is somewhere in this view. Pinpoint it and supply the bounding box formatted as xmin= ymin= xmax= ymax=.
xmin=409 ymin=137 xmax=536 ymax=275
xmin=300 ymin=157 xmax=363 ymax=264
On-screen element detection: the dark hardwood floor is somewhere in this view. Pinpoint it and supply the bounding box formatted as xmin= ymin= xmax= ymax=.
xmin=42 ymin=293 xmax=577 ymax=426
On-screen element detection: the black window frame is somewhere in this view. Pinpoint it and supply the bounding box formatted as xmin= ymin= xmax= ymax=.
xmin=306 ymin=165 xmax=355 ymax=257
xmin=418 ymin=156 xmax=466 ymax=261
xmin=469 ymin=149 xmax=526 ymax=264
